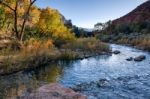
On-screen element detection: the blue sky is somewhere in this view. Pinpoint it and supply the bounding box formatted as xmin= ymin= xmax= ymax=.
xmin=36 ymin=0 xmax=147 ymax=28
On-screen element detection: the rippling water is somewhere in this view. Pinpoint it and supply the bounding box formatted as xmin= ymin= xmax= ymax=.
xmin=0 ymin=44 xmax=150 ymax=99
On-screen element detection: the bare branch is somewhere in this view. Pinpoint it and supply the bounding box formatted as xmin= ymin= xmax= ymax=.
xmin=31 ymin=0 xmax=37 ymax=5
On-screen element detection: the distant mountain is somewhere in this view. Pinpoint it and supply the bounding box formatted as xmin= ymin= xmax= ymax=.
xmin=113 ymin=0 xmax=150 ymax=25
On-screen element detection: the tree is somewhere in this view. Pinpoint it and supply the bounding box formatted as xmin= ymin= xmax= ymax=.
xmin=94 ymin=23 xmax=103 ymax=31
xmin=30 ymin=6 xmax=40 ymax=24
xmin=64 ymin=19 xmax=73 ymax=29
xmin=37 ymin=7 xmax=75 ymax=46
xmin=0 ymin=0 xmax=37 ymax=42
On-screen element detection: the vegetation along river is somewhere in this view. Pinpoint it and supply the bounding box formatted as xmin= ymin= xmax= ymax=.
xmin=0 ymin=44 xmax=150 ymax=99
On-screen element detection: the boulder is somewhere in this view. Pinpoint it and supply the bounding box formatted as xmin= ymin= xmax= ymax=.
xmin=134 ymin=55 xmax=146 ymax=62
xmin=22 ymin=83 xmax=86 ymax=99
xmin=113 ymin=50 xmax=121 ymax=54
xmin=126 ymin=57 xmax=133 ymax=61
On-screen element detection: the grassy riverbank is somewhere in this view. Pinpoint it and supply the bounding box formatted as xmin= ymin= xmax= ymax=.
xmin=117 ymin=34 xmax=150 ymax=51
xmin=97 ymin=33 xmax=150 ymax=51
xmin=0 ymin=38 xmax=110 ymax=75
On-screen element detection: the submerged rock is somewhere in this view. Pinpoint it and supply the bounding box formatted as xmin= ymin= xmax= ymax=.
xmin=97 ymin=79 xmax=109 ymax=87
xmin=126 ymin=57 xmax=133 ymax=61
xmin=73 ymin=83 xmax=89 ymax=92
xmin=134 ymin=55 xmax=146 ymax=62
xmin=113 ymin=50 xmax=121 ymax=54
xmin=22 ymin=83 xmax=86 ymax=99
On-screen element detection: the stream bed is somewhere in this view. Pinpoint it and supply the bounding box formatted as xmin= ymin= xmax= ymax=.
xmin=0 ymin=44 xmax=150 ymax=99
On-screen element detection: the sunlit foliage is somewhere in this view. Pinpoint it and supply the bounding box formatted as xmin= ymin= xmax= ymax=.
xmin=37 ymin=7 xmax=75 ymax=46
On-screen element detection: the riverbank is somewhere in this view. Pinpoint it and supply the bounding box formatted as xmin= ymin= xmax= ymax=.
xmin=98 ymin=33 xmax=150 ymax=52
xmin=0 ymin=41 xmax=110 ymax=76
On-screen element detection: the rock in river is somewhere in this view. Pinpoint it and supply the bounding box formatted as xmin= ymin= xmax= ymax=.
xmin=113 ymin=50 xmax=121 ymax=54
xmin=97 ymin=79 xmax=109 ymax=87
xmin=126 ymin=57 xmax=133 ymax=61
xmin=134 ymin=55 xmax=146 ymax=62
xmin=22 ymin=83 xmax=86 ymax=99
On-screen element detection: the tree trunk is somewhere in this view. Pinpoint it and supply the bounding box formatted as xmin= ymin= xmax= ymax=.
xmin=0 ymin=0 xmax=37 ymax=42
xmin=19 ymin=0 xmax=37 ymax=41
xmin=14 ymin=10 xmax=19 ymax=39
xmin=19 ymin=5 xmax=32 ymax=41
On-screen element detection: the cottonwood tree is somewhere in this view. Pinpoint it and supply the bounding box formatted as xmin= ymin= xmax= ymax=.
xmin=37 ymin=7 xmax=75 ymax=46
xmin=94 ymin=20 xmax=112 ymax=32
xmin=0 ymin=0 xmax=37 ymax=42
xmin=94 ymin=23 xmax=104 ymax=31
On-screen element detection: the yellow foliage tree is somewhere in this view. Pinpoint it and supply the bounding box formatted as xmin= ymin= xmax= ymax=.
xmin=37 ymin=7 xmax=75 ymax=46
xmin=30 ymin=6 xmax=40 ymax=24
xmin=0 ymin=0 xmax=37 ymax=42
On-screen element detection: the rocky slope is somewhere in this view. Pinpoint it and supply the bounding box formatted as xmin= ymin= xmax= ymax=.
xmin=113 ymin=0 xmax=150 ymax=25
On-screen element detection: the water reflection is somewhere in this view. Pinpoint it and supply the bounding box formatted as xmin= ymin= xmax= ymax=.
xmin=0 ymin=63 xmax=63 ymax=99
xmin=32 ymin=64 xmax=63 ymax=83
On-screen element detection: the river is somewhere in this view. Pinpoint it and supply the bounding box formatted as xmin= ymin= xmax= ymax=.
xmin=0 ymin=44 xmax=150 ymax=99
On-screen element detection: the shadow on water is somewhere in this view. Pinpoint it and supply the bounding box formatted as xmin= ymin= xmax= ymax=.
xmin=0 ymin=44 xmax=150 ymax=98
xmin=0 ymin=63 xmax=64 ymax=99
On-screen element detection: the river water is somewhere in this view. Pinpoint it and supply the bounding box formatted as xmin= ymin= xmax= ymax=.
xmin=0 ymin=44 xmax=150 ymax=99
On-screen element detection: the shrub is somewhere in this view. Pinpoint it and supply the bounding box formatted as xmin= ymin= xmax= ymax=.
xmin=23 ymin=38 xmax=54 ymax=53
xmin=62 ymin=37 xmax=110 ymax=52
xmin=117 ymin=34 xmax=150 ymax=51
xmin=59 ymin=50 xmax=77 ymax=60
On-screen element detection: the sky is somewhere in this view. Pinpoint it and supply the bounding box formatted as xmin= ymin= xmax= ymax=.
xmin=36 ymin=0 xmax=147 ymax=28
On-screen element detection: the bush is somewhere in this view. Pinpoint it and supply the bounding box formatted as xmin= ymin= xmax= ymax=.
xmin=59 ymin=50 xmax=77 ymax=60
xmin=117 ymin=34 xmax=150 ymax=51
xmin=62 ymin=37 xmax=110 ymax=52
xmin=23 ymin=38 xmax=54 ymax=53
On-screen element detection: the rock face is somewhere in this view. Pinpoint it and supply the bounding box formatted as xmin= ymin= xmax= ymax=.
xmin=113 ymin=0 xmax=150 ymax=25
xmin=134 ymin=55 xmax=146 ymax=62
xmin=113 ymin=50 xmax=121 ymax=54
xmin=22 ymin=83 xmax=87 ymax=99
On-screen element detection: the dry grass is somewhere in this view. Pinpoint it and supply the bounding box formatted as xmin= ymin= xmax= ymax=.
xmin=117 ymin=35 xmax=150 ymax=51
xmin=62 ymin=37 xmax=110 ymax=52
xmin=0 ymin=37 xmax=110 ymax=75
xmin=0 ymin=38 xmax=59 ymax=74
